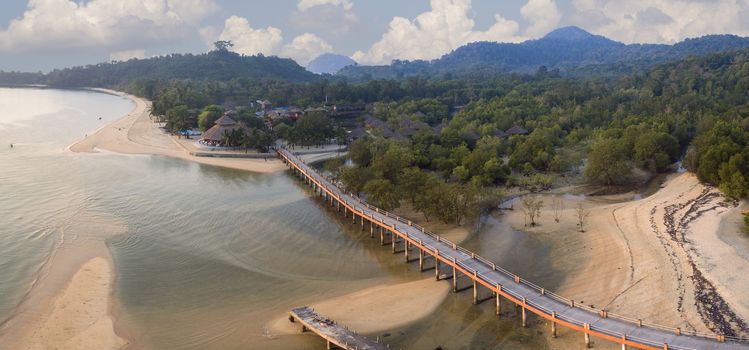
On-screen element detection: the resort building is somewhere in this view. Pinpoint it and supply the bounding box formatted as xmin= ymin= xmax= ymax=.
xmin=200 ymin=114 xmax=243 ymax=146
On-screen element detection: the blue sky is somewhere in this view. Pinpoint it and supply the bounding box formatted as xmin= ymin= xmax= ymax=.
xmin=1 ymin=0 xmax=748 ymax=72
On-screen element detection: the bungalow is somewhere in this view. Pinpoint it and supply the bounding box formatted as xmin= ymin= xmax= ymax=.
xmin=201 ymin=115 xmax=244 ymax=147
xmin=506 ymin=125 xmax=529 ymax=136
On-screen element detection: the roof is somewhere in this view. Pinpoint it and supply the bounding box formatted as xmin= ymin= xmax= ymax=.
xmin=506 ymin=125 xmax=529 ymax=135
xmin=214 ymin=115 xmax=237 ymax=126
xmin=348 ymin=128 xmax=367 ymax=139
xmin=202 ymin=123 xmax=242 ymax=141
xmin=363 ymin=115 xmax=387 ymax=128
xmin=493 ymin=129 xmax=508 ymax=138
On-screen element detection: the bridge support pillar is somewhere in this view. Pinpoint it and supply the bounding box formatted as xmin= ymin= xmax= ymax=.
xmin=495 ymin=285 xmax=501 ymax=316
xmin=551 ymin=312 xmax=557 ymax=338
xmin=472 ymin=278 xmax=478 ymax=304
xmin=380 ymin=229 xmax=385 ymax=245
xmin=452 ymin=267 xmax=458 ymax=292
xmin=361 ymin=216 xmax=364 ymax=231
xmin=584 ymin=323 xmax=591 ymax=348
xmin=392 ymin=235 xmax=397 ymax=253
xmin=404 ymin=241 xmax=409 ymax=262
xmin=419 ymin=249 xmax=424 ymax=271
xmin=620 ymin=335 xmax=627 ymax=350
xmin=435 ymin=252 xmax=440 ymax=280
xmin=326 ymin=340 xmax=332 ymax=350
xmin=370 ymin=221 xmax=374 ymax=238
xmin=521 ymin=297 xmax=527 ymax=327
xmin=352 ymin=212 xmax=356 ymax=224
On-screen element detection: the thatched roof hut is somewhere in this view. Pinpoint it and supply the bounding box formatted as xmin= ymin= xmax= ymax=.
xmin=202 ymin=115 xmax=242 ymax=142
xmin=506 ymin=125 xmax=529 ymax=136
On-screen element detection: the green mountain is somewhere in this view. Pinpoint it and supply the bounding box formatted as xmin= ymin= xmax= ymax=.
xmin=0 ymin=51 xmax=318 ymax=88
xmin=338 ymin=26 xmax=749 ymax=80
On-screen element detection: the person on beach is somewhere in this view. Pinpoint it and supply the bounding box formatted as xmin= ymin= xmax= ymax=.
xmin=9 ymin=143 xmax=13 ymax=148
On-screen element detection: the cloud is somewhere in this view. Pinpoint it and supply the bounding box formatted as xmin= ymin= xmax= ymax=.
xmin=217 ymin=16 xmax=283 ymax=56
xmin=570 ymin=0 xmax=749 ymax=43
xmin=297 ymin=0 xmax=353 ymax=12
xmin=215 ymin=16 xmax=331 ymax=66
xmin=281 ymin=33 xmax=333 ymax=66
xmin=109 ymin=49 xmax=145 ymax=62
xmin=521 ymin=0 xmax=562 ymax=37
xmin=352 ymin=0 xmax=525 ymax=65
xmin=0 ymin=0 xmax=218 ymax=53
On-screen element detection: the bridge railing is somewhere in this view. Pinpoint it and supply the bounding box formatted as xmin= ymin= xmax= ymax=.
xmin=279 ymin=148 xmax=749 ymax=346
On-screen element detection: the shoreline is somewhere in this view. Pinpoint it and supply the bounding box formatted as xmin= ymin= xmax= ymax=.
xmin=68 ymin=88 xmax=341 ymax=173
xmin=67 ymin=88 xmax=474 ymax=347
xmin=498 ymin=173 xmax=749 ymax=348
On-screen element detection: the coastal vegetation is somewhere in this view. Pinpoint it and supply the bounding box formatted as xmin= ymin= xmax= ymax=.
xmin=145 ymin=47 xmax=749 ymax=211
xmin=1 ymin=32 xmax=748 ymax=210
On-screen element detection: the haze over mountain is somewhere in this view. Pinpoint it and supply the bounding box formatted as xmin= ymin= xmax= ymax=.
xmin=338 ymin=26 xmax=749 ymax=80
xmin=4 ymin=26 xmax=749 ymax=88
xmin=306 ymin=54 xmax=357 ymax=75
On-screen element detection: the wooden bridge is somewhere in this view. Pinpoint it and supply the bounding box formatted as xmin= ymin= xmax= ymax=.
xmin=278 ymin=147 xmax=749 ymax=350
xmin=289 ymin=306 xmax=389 ymax=350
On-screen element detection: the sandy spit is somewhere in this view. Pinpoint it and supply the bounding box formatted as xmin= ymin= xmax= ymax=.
xmin=14 ymin=257 xmax=126 ymax=350
xmin=500 ymin=173 xmax=749 ymax=348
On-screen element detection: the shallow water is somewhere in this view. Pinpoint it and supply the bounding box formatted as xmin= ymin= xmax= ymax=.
xmin=0 ymin=87 xmax=557 ymax=349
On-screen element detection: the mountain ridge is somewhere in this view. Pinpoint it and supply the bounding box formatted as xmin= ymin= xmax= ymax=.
xmin=338 ymin=26 xmax=749 ymax=80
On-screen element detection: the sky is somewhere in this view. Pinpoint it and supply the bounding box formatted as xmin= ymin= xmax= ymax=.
xmin=1 ymin=0 xmax=749 ymax=72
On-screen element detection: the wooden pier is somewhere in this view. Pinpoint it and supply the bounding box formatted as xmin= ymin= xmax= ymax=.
xmin=289 ymin=306 xmax=388 ymax=350
xmin=278 ymin=147 xmax=749 ymax=350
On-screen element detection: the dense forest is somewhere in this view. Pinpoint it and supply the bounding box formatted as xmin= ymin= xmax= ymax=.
xmin=124 ymin=47 xmax=749 ymax=228
xmin=0 ymin=50 xmax=317 ymax=87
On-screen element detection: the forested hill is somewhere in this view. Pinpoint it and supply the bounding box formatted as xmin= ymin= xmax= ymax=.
xmin=0 ymin=51 xmax=318 ymax=88
xmin=338 ymin=26 xmax=749 ymax=80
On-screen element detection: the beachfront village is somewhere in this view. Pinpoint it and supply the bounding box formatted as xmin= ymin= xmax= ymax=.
xmin=156 ymin=97 xmax=530 ymax=158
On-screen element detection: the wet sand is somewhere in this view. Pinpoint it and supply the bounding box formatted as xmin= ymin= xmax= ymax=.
xmin=0 ymin=211 xmax=128 ymax=350
xmin=267 ymin=278 xmax=449 ymax=336
xmin=500 ymin=173 xmax=749 ymax=348
xmin=16 ymin=257 xmax=126 ymax=350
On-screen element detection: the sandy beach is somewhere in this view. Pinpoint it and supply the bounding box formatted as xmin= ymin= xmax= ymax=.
xmin=498 ymin=173 xmax=749 ymax=348
xmin=16 ymin=257 xmax=126 ymax=350
xmin=69 ymin=89 xmax=340 ymax=173
xmin=0 ymin=209 xmax=129 ymax=350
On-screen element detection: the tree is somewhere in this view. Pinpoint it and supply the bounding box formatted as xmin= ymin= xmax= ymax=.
xmin=165 ymin=104 xmax=188 ymax=133
xmin=585 ymin=137 xmax=631 ymax=185
xmin=521 ymin=197 xmax=544 ymax=226
xmin=398 ymin=167 xmax=428 ymax=205
xmin=213 ymin=40 xmax=234 ymax=52
xmin=198 ymin=105 xmax=224 ymax=131
xmin=363 ymin=179 xmax=401 ymax=211
xmin=576 ymin=203 xmax=591 ymax=232
xmin=633 ymin=131 xmax=680 ymax=172
xmin=349 ymin=138 xmax=373 ymax=166
xmin=340 ymin=166 xmax=372 ymax=196
xmin=552 ymin=197 xmax=563 ymax=223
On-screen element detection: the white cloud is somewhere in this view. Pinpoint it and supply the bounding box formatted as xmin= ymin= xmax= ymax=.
xmin=281 ymin=33 xmax=333 ymax=65
xmin=352 ymin=0 xmax=525 ymax=65
xmin=214 ymin=17 xmax=331 ymax=66
xmin=570 ymin=0 xmax=749 ymax=43
xmin=521 ymin=0 xmax=562 ymax=37
xmin=0 ymin=0 xmax=218 ymax=53
xmin=109 ymin=49 xmax=145 ymax=62
xmin=217 ymin=16 xmax=283 ymax=56
xmin=297 ymin=0 xmax=353 ymax=12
